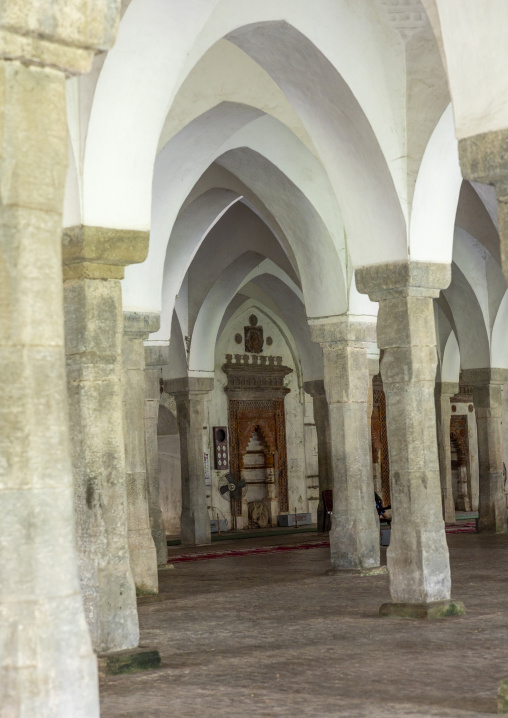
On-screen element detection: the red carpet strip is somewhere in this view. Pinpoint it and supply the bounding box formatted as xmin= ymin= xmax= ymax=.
xmin=167 ymin=521 xmax=476 ymax=563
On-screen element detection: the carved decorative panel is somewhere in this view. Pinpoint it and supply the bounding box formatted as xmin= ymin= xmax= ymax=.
xmin=373 ymin=381 xmax=390 ymax=505
xmin=223 ymin=355 xmax=292 ymax=515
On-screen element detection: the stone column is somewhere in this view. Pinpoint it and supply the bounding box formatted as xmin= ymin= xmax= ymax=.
xmin=309 ymin=318 xmax=383 ymax=575
xmin=356 ymin=262 xmax=465 ymax=619
xmin=0 ymin=3 xmax=121 ymax=715
xmin=64 ymin=228 xmax=148 ymax=651
xmin=167 ymin=378 xmax=214 ymax=546
xmin=145 ymin=346 xmax=169 ymax=566
xmin=462 ymin=369 xmax=507 ymax=533
xmin=460 ymin=131 xmax=508 ymax=282
xmin=367 ymin=356 xmax=381 ymax=496
xmin=435 ymin=382 xmax=458 ymax=523
xmin=303 ymin=380 xmax=333 ymax=533
xmin=122 ymin=313 xmax=159 ymax=593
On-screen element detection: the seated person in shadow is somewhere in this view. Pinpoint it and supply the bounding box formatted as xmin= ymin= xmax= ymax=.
xmin=375 ymin=492 xmax=391 ymax=524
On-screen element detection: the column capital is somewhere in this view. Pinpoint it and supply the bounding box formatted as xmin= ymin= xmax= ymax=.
xmin=459 ymin=128 xmax=508 ymax=191
xmin=368 ymin=356 xmax=380 ymax=378
xmin=303 ymin=379 xmax=326 ymax=398
xmin=145 ymin=344 xmax=169 ymax=368
xmin=355 ymin=261 xmax=451 ymax=301
xmin=435 ymin=381 xmax=459 ymax=398
xmin=308 ymin=315 xmax=376 ymax=346
xmin=63 ymin=226 xmax=149 ymax=280
xmin=0 ymin=1 xmax=121 ymax=74
xmin=461 ymin=368 xmax=508 ymax=387
xmin=165 ymin=377 xmax=214 ymax=397
xmin=123 ymin=311 xmax=160 ymax=339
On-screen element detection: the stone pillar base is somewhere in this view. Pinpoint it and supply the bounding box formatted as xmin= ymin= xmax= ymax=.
xmin=98 ymin=646 xmax=161 ymax=677
xmin=379 ymin=599 xmax=466 ymax=620
xmin=497 ymin=678 xmax=508 ymax=713
xmin=326 ymin=565 xmax=388 ymax=577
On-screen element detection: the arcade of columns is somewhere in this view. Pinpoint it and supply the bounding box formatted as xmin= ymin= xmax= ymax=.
xmin=3 ymin=2 xmax=508 ymax=716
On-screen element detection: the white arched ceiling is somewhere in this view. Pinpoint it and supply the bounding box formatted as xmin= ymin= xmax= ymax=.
xmin=82 ymin=2 xmax=407 ymax=264
xmin=143 ymin=188 xmax=241 ymax=339
xmin=442 ymin=263 xmax=490 ymax=370
xmin=185 ymin=201 xmax=299 ymax=335
xmin=441 ymin=330 xmax=460 ymax=382
xmin=157 ymin=38 xmax=316 ymax=156
xmin=123 ymin=108 xmax=347 ymax=322
xmin=166 ymin=311 xmax=188 ymax=380
xmin=188 ymin=254 xmax=301 ymax=376
xmin=410 ymin=105 xmax=462 ymax=264
xmin=422 ymin=0 xmax=508 ymax=139
xmin=455 ymin=182 xmax=500 ymax=265
xmin=453 ymin=226 xmax=506 ymax=338
xmin=491 ymin=291 xmax=508 ymax=370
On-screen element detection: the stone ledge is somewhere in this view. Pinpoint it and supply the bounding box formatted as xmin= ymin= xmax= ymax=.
xmin=97 ymin=646 xmax=161 ymax=677
xmin=355 ymin=261 xmax=451 ymax=301
xmin=63 ymin=225 xmax=149 ymax=280
xmin=459 ymin=128 xmax=508 ymax=186
xmin=379 ymin=599 xmax=466 ymax=620
xmin=308 ymin=315 xmax=376 ymax=345
xmin=124 ymin=311 xmax=160 ymax=337
xmin=326 ymin=566 xmax=388 ymax=577
xmin=166 ymin=376 xmax=215 ymax=395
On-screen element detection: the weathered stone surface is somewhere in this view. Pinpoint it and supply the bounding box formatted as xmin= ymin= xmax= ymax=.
xmin=145 ymin=345 xmax=169 ymax=566
xmin=0 ymin=1 xmax=121 ymax=62
xmin=123 ymin=313 xmax=160 ymax=593
xmin=65 ymin=278 xmax=139 ymax=653
xmin=63 ymin=226 xmax=149 ymax=280
xmin=98 ymin=647 xmax=161 ymax=677
xmin=498 ymin=678 xmax=508 ymax=714
xmin=379 ymin=599 xmax=466 ymax=620
xmin=309 ymin=317 xmax=380 ymax=572
xmin=435 ymin=382 xmax=458 ymax=523
xmin=0 ymin=6 xmax=119 ymax=710
xmin=303 ymin=380 xmax=333 ymax=532
xmin=462 ymin=368 xmax=508 ymax=534
xmin=357 ymin=262 xmax=457 ymax=607
xmin=166 ymin=377 xmax=214 ymax=546
xmin=326 ymin=565 xmax=388 ymax=576
xmin=459 ymin=129 xmax=508 ymax=282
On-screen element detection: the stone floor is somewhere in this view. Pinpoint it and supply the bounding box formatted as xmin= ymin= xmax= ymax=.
xmin=100 ymin=531 xmax=508 ymax=717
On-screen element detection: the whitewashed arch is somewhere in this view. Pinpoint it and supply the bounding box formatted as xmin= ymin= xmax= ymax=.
xmin=189 ymin=255 xmax=302 ymax=375
xmin=410 ymin=105 xmax=462 ymax=264
xmin=237 ymin=274 xmax=324 ymax=381
xmin=491 ymin=290 xmax=508 ymax=370
xmin=442 ymin=263 xmax=490 ymax=370
xmin=441 ymin=330 xmax=461 ymax=382
xmin=82 ymin=3 xmax=406 ymax=264
xmin=123 ymin=109 xmax=346 ymax=319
